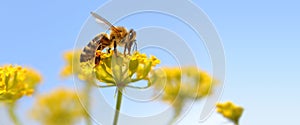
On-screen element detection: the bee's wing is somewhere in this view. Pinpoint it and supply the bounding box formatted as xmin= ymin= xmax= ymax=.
xmin=91 ymin=12 xmax=118 ymax=31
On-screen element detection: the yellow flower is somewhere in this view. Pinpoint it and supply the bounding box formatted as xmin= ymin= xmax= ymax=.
xmin=31 ymin=89 xmax=85 ymax=125
xmin=62 ymin=49 xmax=160 ymax=88
xmin=0 ymin=65 xmax=42 ymax=102
xmin=216 ymin=101 xmax=244 ymax=125
xmin=150 ymin=55 xmax=160 ymax=66
xmin=93 ymin=51 xmax=160 ymax=87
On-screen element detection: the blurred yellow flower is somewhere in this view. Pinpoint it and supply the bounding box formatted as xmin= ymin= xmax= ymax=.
xmin=0 ymin=65 xmax=42 ymax=102
xmin=216 ymin=101 xmax=244 ymax=125
xmin=151 ymin=67 xmax=216 ymax=122
xmin=61 ymin=50 xmax=95 ymax=125
xmin=61 ymin=50 xmax=96 ymax=81
xmin=31 ymin=89 xmax=85 ymax=125
xmin=61 ymin=51 xmax=80 ymax=78
xmin=152 ymin=67 xmax=216 ymax=103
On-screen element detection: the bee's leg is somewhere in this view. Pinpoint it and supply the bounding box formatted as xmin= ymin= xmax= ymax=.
xmin=94 ymin=55 xmax=101 ymax=68
xmin=134 ymin=41 xmax=137 ymax=52
xmin=94 ymin=46 xmax=103 ymax=67
xmin=124 ymin=43 xmax=128 ymax=56
xmin=113 ymin=41 xmax=118 ymax=56
xmin=108 ymin=48 xmax=111 ymax=53
xmin=127 ymin=42 xmax=133 ymax=55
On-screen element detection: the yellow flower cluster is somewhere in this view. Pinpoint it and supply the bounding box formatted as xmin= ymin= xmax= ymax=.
xmin=90 ymin=51 xmax=160 ymax=87
xmin=0 ymin=65 xmax=42 ymax=102
xmin=61 ymin=49 xmax=160 ymax=87
xmin=216 ymin=101 xmax=244 ymax=125
xmin=152 ymin=67 xmax=216 ymax=103
xmin=31 ymin=89 xmax=85 ymax=125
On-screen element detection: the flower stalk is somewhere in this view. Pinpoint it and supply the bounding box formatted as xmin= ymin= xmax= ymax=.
xmin=8 ymin=103 xmax=21 ymax=125
xmin=113 ymin=86 xmax=123 ymax=125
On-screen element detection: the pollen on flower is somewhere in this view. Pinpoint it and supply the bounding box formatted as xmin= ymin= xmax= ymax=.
xmin=150 ymin=55 xmax=160 ymax=66
xmin=96 ymin=50 xmax=102 ymax=56
xmin=100 ymin=50 xmax=114 ymax=58
xmin=0 ymin=65 xmax=42 ymax=102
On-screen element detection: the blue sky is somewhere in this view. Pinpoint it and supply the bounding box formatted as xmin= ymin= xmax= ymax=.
xmin=0 ymin=0 xmax=299 ymax=125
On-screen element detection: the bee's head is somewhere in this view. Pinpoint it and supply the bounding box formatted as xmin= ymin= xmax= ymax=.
xmin=119 ymin=29 xmax=136 ymax=45
xmin=128 ymin=29 xmax=137 ymax=52
xmin=129 ymin=29 xmax=136 ymax=42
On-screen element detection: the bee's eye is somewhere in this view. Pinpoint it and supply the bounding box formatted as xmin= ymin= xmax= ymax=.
xmin=112 ymin=36 xmax=115 ymax=39
xmin=129 ymin=30 xmax=134 ymax=35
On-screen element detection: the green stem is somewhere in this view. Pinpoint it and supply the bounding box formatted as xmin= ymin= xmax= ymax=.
xmin=97 ymin=84 xmax=116 ymax=88
xmin=8 ymin=103 xmax=21 ymax=125
xmin=168 ymin=98 xmax=184 ymax=125
xmin=113 ymin=87 xmax=123 ymax=125
xmin=234 ymin=121 xmax=239 ymax=125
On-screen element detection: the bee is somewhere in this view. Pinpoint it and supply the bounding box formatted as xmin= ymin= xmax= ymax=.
xmin=80 ymin=12 xmax=137 ymax=66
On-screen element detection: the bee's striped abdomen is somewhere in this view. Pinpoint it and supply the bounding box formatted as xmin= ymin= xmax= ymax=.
xmin=80 ymin=33 xmax=110 ymax=63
